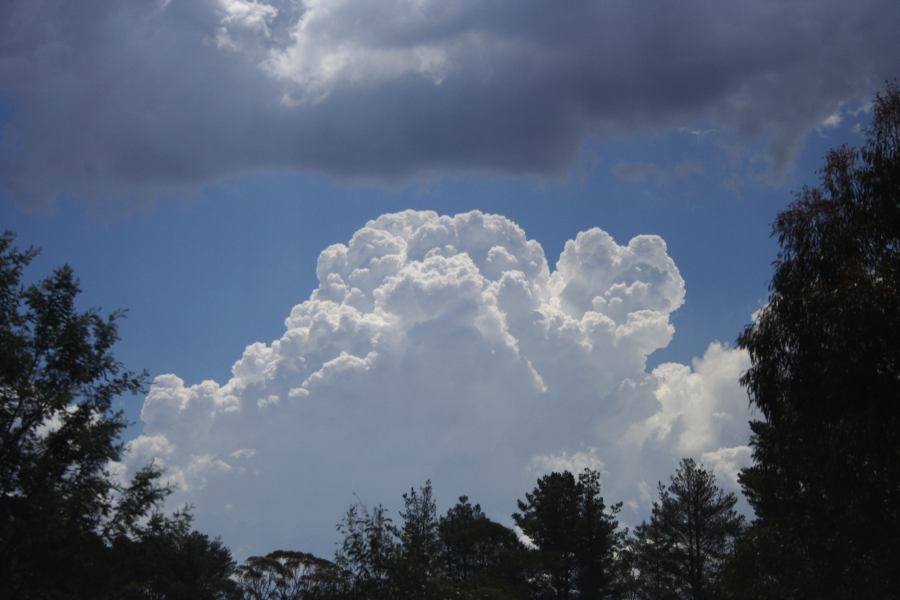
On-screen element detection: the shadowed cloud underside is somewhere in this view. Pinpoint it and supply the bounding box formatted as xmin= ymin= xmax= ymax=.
xmin=2 ymin=0 xmax=898 ymax=207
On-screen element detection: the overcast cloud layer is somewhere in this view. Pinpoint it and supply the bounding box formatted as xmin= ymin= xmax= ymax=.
xmin=2 ymin=0 xmax=898 ymax=207
xmin=118 ymin=210 xmax=752 ymax=557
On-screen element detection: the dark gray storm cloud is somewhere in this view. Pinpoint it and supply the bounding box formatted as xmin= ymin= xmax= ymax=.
xmin=1 ymin=0 xmax=897 ymax=207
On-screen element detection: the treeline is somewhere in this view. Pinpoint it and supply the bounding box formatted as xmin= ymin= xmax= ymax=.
xmin=233 ymin=458 xmax=743 ymax=600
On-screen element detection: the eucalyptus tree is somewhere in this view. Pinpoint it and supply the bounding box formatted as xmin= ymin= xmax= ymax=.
xmin=736 ymin=83 xmax=900 ymax=599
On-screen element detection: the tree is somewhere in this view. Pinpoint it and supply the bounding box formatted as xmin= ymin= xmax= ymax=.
xmin=110 ymin=509 xmax=240 ymax=600
xmin=631 ymin=459 xmax=743 ymax=600
xmin=573 ymin=468 xmax=626 ymax=600
xmin=0 ymin=231 xmax=145 ymax=596
xmin=735 ymin=83 xmax=900 ymax=599
xmin=332 ymin=484 xmax=535 ymax=600
xmin=513 ymin=469 xmax=623 ymax=600
xmin=628 ymin=496 xmax=679 ymax=600
xmin=514 ymin=471 xmax=581 ymax=599
xmin=439 ymin=495 xmax=527 ymax=597
xmin=334 ymin=501 xmax=398 ymax=600
xmin=393 ymin=481 xmax=450 ymax=599
xmin=236 ymin=549 xmax=346 ymax=600
xmin=0 ymin=231 xmax=237 ymax=599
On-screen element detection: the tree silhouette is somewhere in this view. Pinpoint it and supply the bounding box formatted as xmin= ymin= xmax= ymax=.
xmin=335 ymin=501 xmax=398 ymax=599
xmin=670 ymin=459 xmax=743 ymax=599
xmin=0 ymin=231 xmax=144 ymax=596
xmin=110 ymin=509 xmax=239 ymax=600
xmin=628 ymin=485 xmax=679 ymax=600
xmin=0 ymin=232 xmax=236 ymax=599
xmin=393 ymin=481 xmax=450 ymax=599
xmin=439 ymin=495 xmax=528 ymax=597
xmin=513 ymin=469 xmax=623 ymax=600
xmin=629 ymin=459 xmax=742 ymax=600
xmin=236 ymin=549 xmax=346 ymax=600
xmin=735 ymin=83 xmax=900 ymax=599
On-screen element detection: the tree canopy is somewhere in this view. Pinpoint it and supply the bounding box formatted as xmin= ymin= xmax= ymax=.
xmin=0 ymin=232 xmax=238 ymax=599
xmin=735 ymin=83 xmax=900 ymax=599
xmin=630 ymin=458 xmax=743 ymax=600
xmin=513 ymin=468 xmax=624 ymax=600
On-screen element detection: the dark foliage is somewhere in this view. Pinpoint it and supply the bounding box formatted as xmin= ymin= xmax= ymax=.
xmin=440 ymin=495 xmax=530 ymax=598
xmin=393 ymin=481 xmax=448 ymax=599
xmin=513 ymin=469 xmax=624 ymax=600
xmin=628 ymin=499 xmax=679 ymax=600
xmin=734 ymin=82 xmax=900 ymax=599
xmin=322 ymin=482 xmax=532 ymax=600
xmin=629 ymin=459 xmax=743 ymax=600
xmin=0 ymin=232 xmax=237 ymax=599
xmin=236 ymin=549 xmax=347 ymax=600
xmin=110 ymin=509 xmax=240 ymax=600
xmin=334 ymin=500 xmax=399 ymax=600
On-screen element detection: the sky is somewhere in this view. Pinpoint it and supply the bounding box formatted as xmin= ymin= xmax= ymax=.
xmin=1 ymin=0 xmax=897 ymax=560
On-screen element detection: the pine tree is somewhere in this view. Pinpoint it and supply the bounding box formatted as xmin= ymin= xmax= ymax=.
xmin=631 ymin=459 xmax=743 ymax=600
xmin=394 ymin=481 xmax=449 ymax=599
xmin=513 ymin=469 xmax=623 ymax=600
xmin=335 ymin=502 xmax=398 ymax=600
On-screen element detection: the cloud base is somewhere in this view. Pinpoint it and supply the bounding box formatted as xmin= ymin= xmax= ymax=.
xmin=2 ymin=0 xmax=898 ymax=207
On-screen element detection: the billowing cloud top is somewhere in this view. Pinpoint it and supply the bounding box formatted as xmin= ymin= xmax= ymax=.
xmin=2 ymin=0 xmax=898 ymax=206
xmin=120 ymin=210 xmax=751 ymax=557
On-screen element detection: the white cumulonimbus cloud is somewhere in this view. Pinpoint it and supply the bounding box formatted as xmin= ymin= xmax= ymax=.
xmin=120 ymin=210 xmax=752 ymax=558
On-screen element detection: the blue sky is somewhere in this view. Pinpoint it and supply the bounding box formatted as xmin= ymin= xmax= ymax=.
xmin=1 ymin=123 xmax=856 ymax=411
xmin=1 ymin=0 xmax=894 ymax=558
